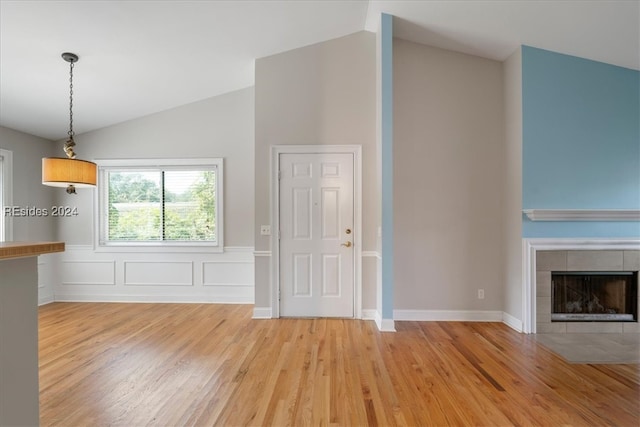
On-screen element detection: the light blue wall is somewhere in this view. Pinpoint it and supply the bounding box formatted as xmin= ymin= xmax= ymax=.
xmin=522 ymin=46 xmax=640 ymax=237
xmin=380 ymin=13 xmax=394 ymax=319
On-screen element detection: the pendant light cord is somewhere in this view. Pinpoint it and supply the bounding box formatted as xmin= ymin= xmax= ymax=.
xmin=64 ymin=59 xmax=76 ymax=159
xmin=68 ymin=60 xmax=74 ymax=139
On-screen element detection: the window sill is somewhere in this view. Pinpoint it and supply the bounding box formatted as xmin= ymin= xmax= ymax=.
xmin=94 ymin=243 xmax=224 ymax=254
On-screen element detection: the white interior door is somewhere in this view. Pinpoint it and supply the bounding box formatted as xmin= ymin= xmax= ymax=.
xmin=279 ymin=152 xmax=354 ymax=317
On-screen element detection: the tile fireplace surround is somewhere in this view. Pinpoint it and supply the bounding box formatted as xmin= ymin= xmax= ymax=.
xmin=536 ymin=249 xmax=640 ymax=333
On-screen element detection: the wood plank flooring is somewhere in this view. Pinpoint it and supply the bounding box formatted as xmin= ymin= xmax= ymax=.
xmin=39 ymin=303 xmax=639 ymax=426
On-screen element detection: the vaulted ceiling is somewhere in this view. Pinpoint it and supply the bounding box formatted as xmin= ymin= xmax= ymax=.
xmin=1 ymin=0 xmax=638 ymax=140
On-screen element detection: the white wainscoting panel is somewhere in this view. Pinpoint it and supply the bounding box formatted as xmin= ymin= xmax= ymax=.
xmin=124 ymin=261 xmax=193 ymax=286
xmin=54 ymin=245 xmax=255 ymax=303
xmin=203 ymin=261 xmax=253 ymax=286
xmin=62 ymin=261 xmax=116 ymax=285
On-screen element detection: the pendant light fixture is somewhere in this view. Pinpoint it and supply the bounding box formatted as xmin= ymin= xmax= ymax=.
xmin=42 ymin=52 xmax=97 ymax=194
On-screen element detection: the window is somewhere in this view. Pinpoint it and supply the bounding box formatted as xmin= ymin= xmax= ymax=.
xmin=98 ymin=158 xmax=223 ymax=249
xmin=0 ymin=149 xmax=13 ymax=242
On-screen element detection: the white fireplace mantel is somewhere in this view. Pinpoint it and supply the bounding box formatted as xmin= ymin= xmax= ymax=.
xmin=523 ymin=209 xmax=640 ymax=221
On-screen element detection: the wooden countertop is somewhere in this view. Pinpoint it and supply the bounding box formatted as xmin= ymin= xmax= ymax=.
xmin=0 ymin=241 xmax=65 ymax=260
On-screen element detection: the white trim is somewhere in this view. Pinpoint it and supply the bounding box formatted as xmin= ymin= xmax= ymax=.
xmin=522 ymin=238 xmax=640 ymax=334
xmin=523 ymin=209 xmax=640 ymax=221
xmin=54 ymin=295 xmax=252 ymax=304
xmin=522 ymin=237 xmax=640 ymax=250
xmin=0 ymin=148 xmax=13 ymax=241
xmin=201 ymin=260 xmax=252 ymax=266
xmin=393 ymin=309 xmax=503 ymax=322
xmin=72 ymin=245 xmax=252 ymax=254
xmin=374 ymin=311 xmax=396 ymax=332
xmin=270 ymin=145 xmax=363 ymax=319
xmin=502 ymin=312 xmax=523 ymax=332
xmin=254 ymin=250 xmax=272 ymax=257
xmin=63 ymin=244 xmax=95 ymax=251
xmin=522 ymin=238 xmax=534 ymax=333
xmin=94 ymin=245 xmax=225 ymax=254
xmin=95 ymin=158 xmax=225 ymax=167
xmin=362 ymin=251 xmax=381 ymax=258
xmin=38 ymin=295 xmax=54 ymax=306
xmin=252 ymin=307 xmax=273 ymax=319
xmin=221 ymin=246 xmax=253 ymax=253
xmin=361 ymin=309 xmax=377 ymax=320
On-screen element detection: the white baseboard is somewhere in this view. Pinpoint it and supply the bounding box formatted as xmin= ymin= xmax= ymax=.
xmin=502 ymin=312 xmax=523 ymax=332
xmin=374 ymin=311 xmax=396 ymax=332
xmin=361 ymin=309 xmax=377 ymax=320
xmin=252 ymin=307 xmax=272 ymax=319
xmin=393 ymin=309 xmax=503 ymax=322
xmin=361 ymin=251 xmax=381 ymax=259
xmin=54 ymin=294 xmax=252 ymax=304
xmin=38 ymin=296 xmax=54 ymax=306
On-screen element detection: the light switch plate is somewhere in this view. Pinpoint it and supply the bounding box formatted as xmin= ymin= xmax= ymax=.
xmin=260 ymin=225 xmax=271 ymax=236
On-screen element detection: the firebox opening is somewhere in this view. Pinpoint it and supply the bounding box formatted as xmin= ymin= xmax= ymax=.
xmin=551 ymin=272 xmax=638 ymax=322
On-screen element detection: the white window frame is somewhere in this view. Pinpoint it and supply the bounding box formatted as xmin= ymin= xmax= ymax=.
xmin=0 ymin=149 xmax=13 ymax=242
xmin=95 ymin=158 xmax=223 ymax=253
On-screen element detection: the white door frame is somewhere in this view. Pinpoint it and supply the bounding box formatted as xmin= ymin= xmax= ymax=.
xmin=270 ymin=145 xmax=362 ymax=319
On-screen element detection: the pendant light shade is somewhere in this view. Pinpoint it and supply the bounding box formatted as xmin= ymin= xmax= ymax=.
xmin=42 ymin=157 xmax=97 ymax=188
xmin=42 ymin=52 xmax=97 ymax=194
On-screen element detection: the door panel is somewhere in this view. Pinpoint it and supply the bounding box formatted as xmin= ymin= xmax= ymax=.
xmin=279 ymin=153 xmax=354 ymax=317
xmin=292 ymin=188 xmax=312 ymax=239
xmin=321 ymin=188 xmax=339 ymax=239
xmin=293 ymin=253 xmax=311 ymax=296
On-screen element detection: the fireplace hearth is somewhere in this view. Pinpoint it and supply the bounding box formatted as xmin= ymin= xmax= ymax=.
xmin=552 ymin=272 xmax=638 ymax=322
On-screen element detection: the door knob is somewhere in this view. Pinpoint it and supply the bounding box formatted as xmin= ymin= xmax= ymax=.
xmin=341 ymin=241 xmax=352 ymax=248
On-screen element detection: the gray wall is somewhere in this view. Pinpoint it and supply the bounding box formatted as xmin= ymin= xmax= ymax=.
xmin=0 ymin=126 xmax=58 ymax=303
xmin=503 ymin=48 xmax=523 ymax=322
xmin=0 ymin=126 xmax=56 ymax=242
xmin=54 ymin=87 xmax=255 ymax=247
xmin=393 ymin=39 xmax=505 ymax=311
xmin=254 ymin=31 xmax=377 ymax=309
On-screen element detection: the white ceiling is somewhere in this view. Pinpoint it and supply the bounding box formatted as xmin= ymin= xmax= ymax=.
xmin=1 ymin=0 xmax=638 ymax=141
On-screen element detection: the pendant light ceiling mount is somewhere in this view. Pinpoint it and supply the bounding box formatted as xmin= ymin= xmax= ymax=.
xmin=42 ymin=51 xmax=97 ymax=194
xmin=61 ymin=52 xmax=78 ymax=63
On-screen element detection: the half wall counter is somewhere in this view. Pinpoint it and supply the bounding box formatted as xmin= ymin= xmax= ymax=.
xmin=0 ymin=241 xmax=64 ymax=426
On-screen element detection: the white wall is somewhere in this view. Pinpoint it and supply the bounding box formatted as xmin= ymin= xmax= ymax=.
xmin=51 ymin=87 xmax=256 ymax=303
xmin=392 ymin=39 xmax=505 ymax=315
xmin=502 ymin=48 xmax=524 ymax=329
xmin=0 ymin=126 xmax=57 ymax=304
xmin=254 ymin=31 xmax=377 ymax=311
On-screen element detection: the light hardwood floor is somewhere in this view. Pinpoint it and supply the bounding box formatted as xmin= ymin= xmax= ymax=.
xmin=39 ymin=303 xmax=639 ymax=426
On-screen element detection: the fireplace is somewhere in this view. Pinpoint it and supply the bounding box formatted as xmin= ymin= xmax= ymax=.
xmin=551 ymin=272 xmax=638 ymax=322
xmin=532 ymin=247 xmax=640 ymax=334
